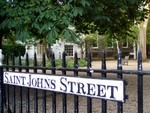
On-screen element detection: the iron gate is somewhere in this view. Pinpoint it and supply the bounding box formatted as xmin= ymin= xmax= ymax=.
xmin=0 ymin=50 xmax=149 ymax=113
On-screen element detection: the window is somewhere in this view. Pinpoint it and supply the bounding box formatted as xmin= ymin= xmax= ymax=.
xmin=65 ymin=45 xmax=73 ymax=56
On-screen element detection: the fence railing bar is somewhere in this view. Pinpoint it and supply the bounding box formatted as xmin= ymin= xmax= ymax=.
xmin=74 ymin=52 xmax=79 ymax=113
xmin=2 ymin=58 xmax=150 ymax=74
xmin=12 ymin=53 xmax=15 ymax=72
xmin=117 ymin=50 xmax=123 ymax=113
xmin=33 ymin=53 xmax=38 ymax=113
xmin=87 ymin=51 xmax=92 ymax=113
xmin=12 ymin=53 xmax=16 ymax=113
xmin=42 ymin=53 xmax=46 ymax=113
xmin=101 ymin=51 xmax=107 ymax=113
xmin=5 ymin=54 xmax=12 ymax=113
xmin=0 ymin=65 xmax=4 ymax=113
xmin=19 ymin=87 xmax=23 ymax=113
xmin=1 ymin=50 xmax=150 ymax=113
xmin=3 ymin=64 xmax=150 ymax=76
xmin=26 ymin=53 xmax=29 ymax=73
xmin=137 ymin=50 xmax=143 ymax=113
xmin=25 ymin=53 xmax=30 ymax=113
xmin=51 ymin=52 xmax=56 ymax=113
xmin=18 ymin=53 xmax=23 ymax=113
xmin=62 ymin=52 xmax=67 ymax=113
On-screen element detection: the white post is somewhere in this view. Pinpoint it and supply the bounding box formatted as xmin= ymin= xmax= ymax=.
xmin=0 ymin=49 xmax=2 ymax=65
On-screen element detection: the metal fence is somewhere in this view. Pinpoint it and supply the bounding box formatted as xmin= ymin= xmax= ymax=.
xmin=0 ymin=50 xmax=149 ymax=113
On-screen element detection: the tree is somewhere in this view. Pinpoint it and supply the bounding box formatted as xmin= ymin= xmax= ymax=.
xmin=0 ymin=0 xmax=90 ymax=61
xmin=74 ymin=0 xmax=149 ymax=39
xmin=0 ymin=0 xmax=89 ymax=44
xmin=0 ymin=0 xmax=149 ymax=48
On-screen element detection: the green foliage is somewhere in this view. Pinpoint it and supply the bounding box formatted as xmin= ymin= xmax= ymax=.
xmin=45 ymin=59 xmax=87 ymax=68
xmin=0 ymin=0 xmax=89 ymax=44
xmin=67 ymin=59 xmax=87 ymax=68
xmin=85 ymin=33 xmax=97 ymax=47
xmin=74 ymin=0 xmax=149 ymax=39
xmin=126 ymin=26 xmax=139 ymax=44
xmin=0 ymin=0 xmax=149 ymax=44
xmin=2 ymin=44 xmax=26 ymax=57
xmin=78 ymin=59 xmax=87 ymax=67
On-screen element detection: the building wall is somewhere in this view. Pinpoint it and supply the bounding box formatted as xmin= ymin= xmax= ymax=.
xmin=23 ymin=39 xmax=85 ymax=60
xmin=51 ymin=39 xmax=84 ymax=59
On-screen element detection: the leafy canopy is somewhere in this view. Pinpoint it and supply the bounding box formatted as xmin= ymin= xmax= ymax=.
xmin=0 ymin=0 xmax=89 ymax=43
xmin=0 ymin=0 xmax=149 ymax=43
xmin=74 ymin=0 xmax=149 ymax=39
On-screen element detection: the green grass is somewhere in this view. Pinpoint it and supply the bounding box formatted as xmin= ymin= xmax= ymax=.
xmin=19 ymin=59 xmax=87 ymax=68
xmin=46 ymin=59 xmax=87 ymax=68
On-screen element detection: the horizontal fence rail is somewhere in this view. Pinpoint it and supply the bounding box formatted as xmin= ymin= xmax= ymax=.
xmin=0 ymin=49 xmax=149 ymax=113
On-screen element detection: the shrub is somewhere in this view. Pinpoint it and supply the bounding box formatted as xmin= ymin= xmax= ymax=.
xmin=2 ymin=43 xmax=26 ymax=57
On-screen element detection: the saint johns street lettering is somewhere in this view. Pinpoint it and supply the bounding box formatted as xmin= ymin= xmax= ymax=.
xmin=3 ymin=72 xmax=125 ymax=102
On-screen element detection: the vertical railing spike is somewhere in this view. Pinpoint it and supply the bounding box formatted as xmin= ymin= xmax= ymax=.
xmin=62 ymin=51 xmax=67 ymax=70
xmin=42 ymin=53 xmax=46 ymax=113
xmin=51 ymin=52 xmax=56 ymax=113
xmin=26 ymin=53 xmax=29 ymax=72
xmin=42 ymin=53 xmax=46 ymax=73
xmin=138 ymin=49 xmax=143 ymax=70
xmin=74 ymin=51 xmax=79 ymax=113
xmin=62 ymin=51 xmax=67 ymax=113
xmin=101 ymin=50 xmax=107 ymax=113
xmin=87 ymin=51 xmax=92 ymax=113
xmin=52 ymin=52 xmax=56 ymax=74
xmin=117 ymin=49 xmax=123 ymax=113
xmin=74 ymin=51 xmax=78 ymax=69
xmin=117 ymin=49 xmax=122 ymax=72
xmin=102 ymin=50 xmax=106 ymax=73
xmin=18 ymin=53 xmax=22 ymax=72
xmin=18 ymin=53 xmax=23 ymax=113
xmin=33 ymin=52 xmax=38 ymax=113
xmin=12 ymin=53 xmax=16 ymax=113
xmin=137 ymin=49 xmax=143 ymax=113
xmin=0 ymin=66 xmax=3 ymax=113
xmin=4 ymin=53 xmax=11 ymax=113
xmin=12 ymin=53 xmax=15 ymax=72
xmin=25 ymin=52 xmax=30 ymax=113
xmin=34 ymin=52 xmax=37 ymax=66
xmin=87 ymin=51 xmax=92 ymax=68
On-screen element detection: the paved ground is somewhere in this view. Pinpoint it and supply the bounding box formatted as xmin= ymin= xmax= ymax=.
xmin=91 ymin=59 xmax=150 ymax=113
xmin=92 ymin=59 xmax=150 ymax=70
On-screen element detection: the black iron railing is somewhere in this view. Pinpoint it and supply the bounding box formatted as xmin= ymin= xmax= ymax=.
xmin=0 ymin=50 xmax=149 ymax=113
